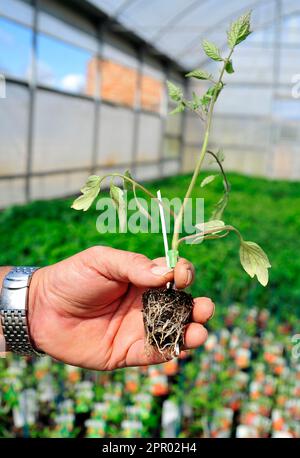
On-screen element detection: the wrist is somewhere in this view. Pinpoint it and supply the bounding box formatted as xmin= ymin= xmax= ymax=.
xmin=27 ymin=267 xmax=45 ymax=353
xmin=0 ymin=267 xmax=12 ymax=352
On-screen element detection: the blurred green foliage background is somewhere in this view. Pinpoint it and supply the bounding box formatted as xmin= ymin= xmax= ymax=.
xmin=0 ymin=173 xmax=299 ymax=322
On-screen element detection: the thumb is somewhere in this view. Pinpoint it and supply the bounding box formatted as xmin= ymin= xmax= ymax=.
xmin=84 ymin=246 xmax=174 ymax=288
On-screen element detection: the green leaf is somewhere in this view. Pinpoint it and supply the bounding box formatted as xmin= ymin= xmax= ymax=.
xmin=227 ymin=11 xmax=252 ymax=49
xmin=202 ymin=40 xmax=223 ymax=62
xmin=239 ymin=240 xmax=271 ymax=286
xmin=200 ymin=174 xmax=216 ymax=188
xmin=197 ymin=220 xmax=225 ymax=234
xmin=110 ymin=184 xmax=126 ymax=232
xmin=185 ymin=69 xmax=212 ymax=80
xmin=201 ymin=83 xmax=223 ymax=108
xmin=166 ymin=81 xmax=183 ymax=102
xmin=169 ymin=102 xmax=185 ymax=115
xmin=193 ymin=220 xmax=225 ymax=243
xmin=225 ymin=59 xmax=234 ymax=74
xmin=191 ymin=92 xmax=203 ymax=110
xmin=210 ymin=192 xmax=229 ymax=220
xmin=71 ymin=175 xmax=101 ymax=211
xmin=123 ymin=169 xmax=132 ymax=191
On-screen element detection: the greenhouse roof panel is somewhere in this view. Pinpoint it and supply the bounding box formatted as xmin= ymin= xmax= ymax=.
xmin=85 ymin=0 xmax=300 ymax=69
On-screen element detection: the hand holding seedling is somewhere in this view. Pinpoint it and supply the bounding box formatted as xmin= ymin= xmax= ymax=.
xmin=25 ymin=246 xmax=214 ymax=370
xmin=72 ymin=12 xmax=271 ymax=359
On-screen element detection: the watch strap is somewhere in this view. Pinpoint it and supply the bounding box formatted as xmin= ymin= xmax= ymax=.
xmin=0 ymin=267 xmax=44 ymax=356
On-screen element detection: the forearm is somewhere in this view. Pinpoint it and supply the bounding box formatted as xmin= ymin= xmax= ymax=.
xmin=0 ymin=266 xmax=12 ymax=342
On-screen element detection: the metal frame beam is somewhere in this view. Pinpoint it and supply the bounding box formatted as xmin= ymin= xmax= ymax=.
xmin=25 ymin=0 xmax=38 ymax=202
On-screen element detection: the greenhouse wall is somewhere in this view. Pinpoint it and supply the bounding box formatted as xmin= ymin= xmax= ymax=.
xmin=0 ymin=0 xmax=300 ymax=209
xmin=0 ymin=0 xmax=185 ymax=208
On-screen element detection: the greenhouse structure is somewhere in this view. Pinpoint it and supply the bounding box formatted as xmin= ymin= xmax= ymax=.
xmin=0 ymin=0 xmax=299 ymax=208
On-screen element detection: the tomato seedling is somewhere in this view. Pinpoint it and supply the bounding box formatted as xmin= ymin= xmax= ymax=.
xmin=72 ymin=12 xmax=270 ymax=359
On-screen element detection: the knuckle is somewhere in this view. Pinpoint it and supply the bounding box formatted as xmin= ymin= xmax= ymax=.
xmin=87 ymin=245 xmax=107 ymax=257
xmin=130 ymin=252 xmax=149 ymax=265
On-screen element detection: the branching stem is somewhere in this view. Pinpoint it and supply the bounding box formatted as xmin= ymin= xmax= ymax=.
xmin=171 ymin=50 xmax=234 ymax=251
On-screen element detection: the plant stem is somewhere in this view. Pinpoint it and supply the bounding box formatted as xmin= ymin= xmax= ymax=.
xmin=206 ymin=150 xmax=231 ymax=193
xmin=171 ymin=50 xmax=233 ymax=251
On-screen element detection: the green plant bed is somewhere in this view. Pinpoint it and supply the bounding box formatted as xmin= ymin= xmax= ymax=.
xmin=0 ymin=172 xmax=299 ymax=318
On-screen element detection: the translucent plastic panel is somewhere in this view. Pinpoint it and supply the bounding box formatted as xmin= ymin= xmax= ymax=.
xmin=0 ymin=0 xmax=34 ymax=27
xmin=273 ymin=98 xmax=300 ymax=121
xmin=183 ymin=146 xmax=197 ymax=172
xmin=0 ymin=83 xmax=29 ymax=175
xmin=97 ymin=104 xmax=134 ymax=166
xmin=0 ymin=0 xmax=34 ymax=26
xmin=38 ymin=12 xmax=98 ymax=52
xmin=282 ymin=0 xmax=300 ymax=16
xmin=221 ymin=149 xmax=245 ymax=173
xmin=0 ymin=178 xmax=25 ymax=208
xmin=30 ymin=172 xmax=90 ymax=200
xmin=210 ymin=116 xmax=271 ymax=149
xmin=214 ymin=87 xmax=273 ymax=116
xmin=165 ymin=111 xmax=182 ymax=135
xmin=33 ymin=90 xmax=94 ymax=172
xmin=185 ymin=113 xmax=205 ymax=144
xmin=142 ymin=57 xmax=164 ymax=81
xmin=272 ymin=145 xmax=295 ymax=179
xmin=0 ymin=17 xmax=32 ymax=80
xmin=117 ymin=0 xmax=193 ymax=41
xmin=280 ymin=15 xmax=300 ymax=44
xmin=162 ymin=159 xmax=180 ymax=177
xmin=88 ymin=0 xmax=125 ymax=16
xmin=154 ymin=0 xmax=255 ymax=66
xmin=163 ymin=137 xmax=180 ymax=158
xmin=86 ymin=0 xmax=278 ymax=69
xmin=240 ymin=149 xmax=268 ymax=176
xmin=279 ymin=48 xmax=300 ymax=84
xmin=37 ymin=34 xmax=95 ymax=95
xmin=136 ymin=114 xmax=161 ymax=162
xmin=103 ymin=32 xmax=138 ymax=69
xmin=135 ymin=163 xmax=160 ymax=181
xmin=223 ymin=45 xmax=274 ymax=84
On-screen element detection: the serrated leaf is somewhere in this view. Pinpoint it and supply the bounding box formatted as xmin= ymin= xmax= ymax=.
xmin=191 ymin=91 xmax=203 ymax=110
xmin=200 ymin=174 xmax=216 ymax=188
xmin=123 ymin=169 xmax=132 ymax=191
xmin=110 ymin=184 xmax=126 ymax=232
xmin=185 ymin=69 xmax=212 ymax=80
xmin=167 ymin=81 xmax=183 ymax=102
xmin=227 ymin=11 xmax=252 ymax=49
xmin=202 ymin=40 xmax=223 ymax=62
xmin=71 ymin=175 xmax=101 ymax=211
xmin=225 ymin=59 xmax=234 ymax=74
xmin=169 ymin=102 xmax=185 ymax=115
xmin=239 ymin=240 xmax=271 ymax=286
xmin=201 ymin=83 xmax=223 ymax=109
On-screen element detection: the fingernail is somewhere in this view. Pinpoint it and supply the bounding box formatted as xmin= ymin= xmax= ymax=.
xmin=186 ymin=269 xmax=193 ymax=285
xmin=209 ymin=304 xmax=215 ymax=320
xmin=151 ymin=266 xmax=173 ymax=276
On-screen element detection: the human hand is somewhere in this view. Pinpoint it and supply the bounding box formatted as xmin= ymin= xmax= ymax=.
xmin=28 ymin=246 xmax=215 ymax=370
